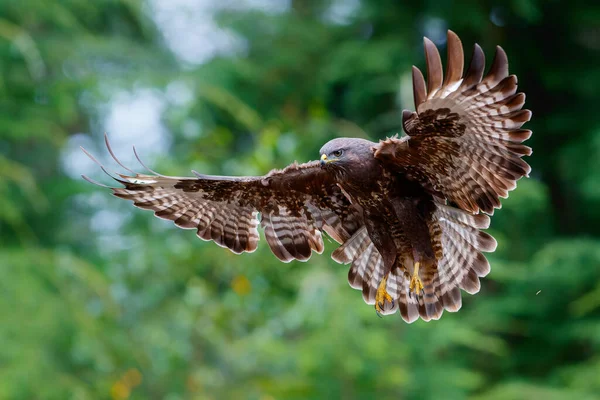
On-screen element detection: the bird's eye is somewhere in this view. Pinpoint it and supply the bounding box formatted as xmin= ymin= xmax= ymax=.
xmin=332 ymin=150 xmax=343 ymax=157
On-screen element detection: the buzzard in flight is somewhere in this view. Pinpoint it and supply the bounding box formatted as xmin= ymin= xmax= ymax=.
xmin=83 ymin=31 xmax=531 ymax=322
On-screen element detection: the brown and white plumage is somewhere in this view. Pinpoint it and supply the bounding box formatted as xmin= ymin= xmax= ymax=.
xmin=83 ymin=135 xmax=361 ymax=263
xmin=359 ymin=30 xmax=532 ymax=321
xmin=374 ymin=31 xmax=532 ymax=214
xmin=83 ymin=31 xmax=531 ymax=323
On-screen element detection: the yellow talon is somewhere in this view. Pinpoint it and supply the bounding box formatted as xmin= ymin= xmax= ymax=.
xmin=409 ymin=262 xmax=424 ymax=294
xmin=375 ymin=274 xmax=393 ymax=314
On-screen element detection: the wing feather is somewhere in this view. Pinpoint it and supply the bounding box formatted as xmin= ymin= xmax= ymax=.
xmin=330 ymin=204 xmax=494 ymax=323
xmin=424 ymin=37 xmax=443 ymax=97
xmin=442 ymin=30 xmax=464 ymax=90
xmin=375 ymin=30 xmax=532 ymax=214
xmin=83 ymin=135 xmax=361 ymax=263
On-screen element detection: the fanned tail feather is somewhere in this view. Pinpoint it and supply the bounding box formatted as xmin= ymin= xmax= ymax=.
xmin=334 ymin=204 xmax=496 ymax=323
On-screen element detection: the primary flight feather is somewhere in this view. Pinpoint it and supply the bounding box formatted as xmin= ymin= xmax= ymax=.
xmin=83 ymin=31 xmax=531 ymax=322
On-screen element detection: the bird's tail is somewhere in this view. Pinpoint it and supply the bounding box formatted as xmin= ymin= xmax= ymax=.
xmin=385 ymin=204 xmax=497 ymax=322
xmin=333 ymin=204 xmax=496 ymax=322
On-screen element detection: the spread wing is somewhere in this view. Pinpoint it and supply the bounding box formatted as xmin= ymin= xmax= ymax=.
xmin=374 ymin=30 xmax=532 ymax=214
xmin=82 ymin=135 xmax=361 ymax=263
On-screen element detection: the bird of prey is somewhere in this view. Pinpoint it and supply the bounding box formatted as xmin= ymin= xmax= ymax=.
xmin=83 ymin=31 xmax=531 ymax=322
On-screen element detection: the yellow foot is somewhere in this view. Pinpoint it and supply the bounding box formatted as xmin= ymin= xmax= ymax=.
xmin=375 ymin=274 xmax=393 ymax=314
xmin=409 ymin=262 xmax=424 ymax=294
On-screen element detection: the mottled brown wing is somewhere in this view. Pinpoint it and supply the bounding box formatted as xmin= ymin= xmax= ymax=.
xmin=374 ymin=30 xmax=532 ymax=214
xmin=332 ymin=227 xmax=385 ymax=304
xmin=82 ymin=136 xmax=361 ymax=263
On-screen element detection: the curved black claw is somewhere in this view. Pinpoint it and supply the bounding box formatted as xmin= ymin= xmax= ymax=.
xmin=375 ymin=299 xmax=395 ymax=318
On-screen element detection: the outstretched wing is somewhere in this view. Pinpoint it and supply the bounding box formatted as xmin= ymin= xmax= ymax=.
xmin=82 ymin=135 xmax=361 ymax=263
xmin=374 ymin=30 xmax=532 ymax=214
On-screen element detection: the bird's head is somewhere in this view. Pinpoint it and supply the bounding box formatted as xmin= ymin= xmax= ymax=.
xmin=319 ymin=138 xmax=375 ymax=176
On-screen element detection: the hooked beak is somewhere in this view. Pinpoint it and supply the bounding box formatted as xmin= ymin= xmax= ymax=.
xmin=320 ymin=154 xmax=328 ymax=165
xmin=320 ymin=153 xmax=338 ymax=166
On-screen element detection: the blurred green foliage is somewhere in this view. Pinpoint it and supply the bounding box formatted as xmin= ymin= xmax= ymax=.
xmin=1 ymin=0 xmax=600 ymax=399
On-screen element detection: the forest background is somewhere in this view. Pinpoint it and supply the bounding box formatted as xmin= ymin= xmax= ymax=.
xmin=1 ymin=0 xmax=600 ymax=399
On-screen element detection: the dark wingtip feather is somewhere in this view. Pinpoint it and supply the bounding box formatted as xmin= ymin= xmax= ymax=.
xmin=423 ymin=37 xmax=443 ymax=95
xmin=509 ymin=129 xmax=533 ymax=142
xmin=503 ymin=92 xmax=526 ymax=111
xmin=347 ymin=267 xmax=362 ymax=289
xmin=444 ymin=30 xmax=464 ymax=86
xmin=132 ymin=145 xmax=165 ymax=177
xmin=81 ymin=174 xmax=110 ymax=188
xmin=80 ymin=146 xmax=102 ymax=167
xmin=412 ymin=66 xmax=427 ymax=109
xmin=485 ymin=46 xmax=509 ymax=85
xmin=104 ymin=133 xmax=136 ymax=174
xmin=441 ymin=287 xmax=462 ymax=312
xmin=460 ymin=269 xmax=481 ymax=295
xmin=332 ymin=247 xmax=351 ymax=263
xmin=80 ymin=146 xmax=122 ymax=182
xmin=509 ymin=109 xmax=533 ymax=126
xmin=361 ymin=280 xmax=376 ymax=305
xmin=516 ymin=145 xmax=533 ymax=156
xmin=461 ymin=43 xmax=485 ymax=89
xmin=398 ymin=299 xmax=420 ymax=323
